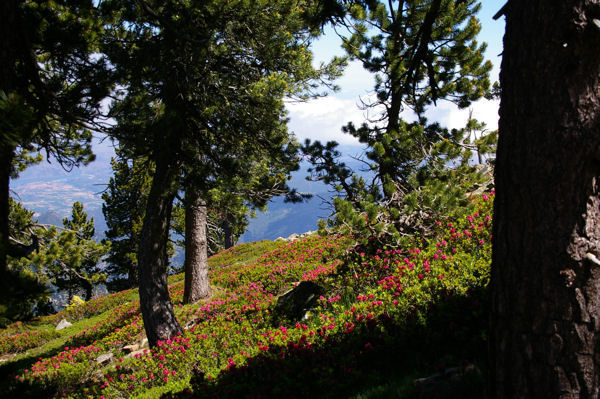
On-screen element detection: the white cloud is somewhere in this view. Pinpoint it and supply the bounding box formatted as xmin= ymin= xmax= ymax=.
xmin=287 ymin=95 xmax=500 ymax=148
xmin=286 ymin=96 xmax=365 ymax=146
xmin=430 ymin=99 xmax=500 ymax=131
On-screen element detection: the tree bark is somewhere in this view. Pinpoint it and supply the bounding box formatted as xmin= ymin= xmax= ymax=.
xmin=183 ymin=185 xmax=211 ymax=304
xmin=83 ymin=279 xmax=93 ymax=302
xmin=0 ymin=146 xmax=13 ymax=275
xmin=137 ymin=153 xmax=182 ymax=347
xmin=0 ymin=0 xmax=20 ymax=277
xmin=491 ymin=2 xmax=600 ymax=398
xmin=223 ymin=213 xmax=235 ymax=250
xmin=127 ymin=263 xmax=138 ymax=288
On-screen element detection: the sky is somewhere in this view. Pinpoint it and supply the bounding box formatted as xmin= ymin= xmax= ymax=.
xmin=287 ymin=0 xmax=506 ymax=147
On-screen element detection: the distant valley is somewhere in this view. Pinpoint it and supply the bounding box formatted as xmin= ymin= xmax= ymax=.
xmin=10 ymin=139 xmax=362 ymax=245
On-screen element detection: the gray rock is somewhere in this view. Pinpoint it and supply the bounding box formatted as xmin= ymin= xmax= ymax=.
xmin=122 ymin=344 xmax=139 ymax=353
xmin=274 ymin=281 xmax=325 ymax=321
xmin=55 ymin=319 xmax=72 ymax=331
xmin=96 ymin=353 xmax=114 ymax=365
xmin=287 ymin=233 xmax=299 ymax=241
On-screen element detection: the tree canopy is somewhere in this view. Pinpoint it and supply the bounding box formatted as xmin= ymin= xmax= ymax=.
xmin=99 ymin=0 xmax=344 ymax=346
xmin=304 ymin=0 xmax=496 ymax=245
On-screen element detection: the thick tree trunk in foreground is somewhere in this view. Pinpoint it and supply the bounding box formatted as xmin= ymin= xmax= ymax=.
xmin=0 ymin=147 xmax=12 ymax=276
xmin=183 ymin=185 xmax=211 ymax=304
xmin=491 ymin=2 xmax=600 ymax=397
xmin=138 ymin=155 xmax=182 ymax=347
xmin=0 ymin=0 xmax=20 ymax=277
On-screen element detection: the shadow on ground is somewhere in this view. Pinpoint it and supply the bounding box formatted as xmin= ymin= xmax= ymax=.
xmin=166 ymin=287 xmax=489 ymax=399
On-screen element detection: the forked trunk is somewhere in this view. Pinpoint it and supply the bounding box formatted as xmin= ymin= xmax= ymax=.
xmin=490 ymin=1 xmax=600 ymax=397
xmin=183 ymin=185 xmax=211 ymax=304
xmin=137 ymin=154 xmax=182 ymax=347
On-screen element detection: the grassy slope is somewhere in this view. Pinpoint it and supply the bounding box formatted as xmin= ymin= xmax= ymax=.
xmin=0 ymin=195 xmax=492 ymax=398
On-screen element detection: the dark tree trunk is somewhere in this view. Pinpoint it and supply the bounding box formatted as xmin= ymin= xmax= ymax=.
xmin=0 ymin=146 xmax=12 ymax=276
xmin=84 ymin=280 xmax=93 ymax=302
xmin=0 ymin=0 xmax=19 ymax=277
xmin=183 ymin=185 xmax=211 ymax=304
xmin=491 ymin=2 xmax=600 ymax=397
xmin=127 ymin=263 xmax=138 ymax=288
xmin=137 ymin=154 xmax=182 ymax=347
xmin=223 ymin=213 xmax=234 ymax=250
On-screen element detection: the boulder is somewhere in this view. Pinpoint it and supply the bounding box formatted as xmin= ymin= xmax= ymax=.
xmin=96 ymin=353 xmax=114 ymax=365
xmin=274 ymin=281 xmax=325 ymax=321
xmin=55 ymin=319 xmax=72 ymax=331
xmin=122 ymin=344 xmax=139 ymax=353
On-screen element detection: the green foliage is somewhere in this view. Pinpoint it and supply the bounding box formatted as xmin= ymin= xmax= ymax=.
xmin=102 ymin=147 xmax=154 ymax=291
xmin=3 ymin=199 xmax=50 ymax=323
xmin=100 ymin=0 xmax=344 ymax=216
xmin=304 ymin=0 xmax=497 ymax=245
xmin=1 ymin=0 xmax=112 ymax=316
xmin=1 ymin=0 xmax=111 ymax=165
xmin=11 ymin=202 xmax=110 ymax=302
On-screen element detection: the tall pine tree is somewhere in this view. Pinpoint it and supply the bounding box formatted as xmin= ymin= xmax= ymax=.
xmin=100 ymin=0 xmax=343 ymax=346
xmin=304 ymin=0 xmax=496 ymax=245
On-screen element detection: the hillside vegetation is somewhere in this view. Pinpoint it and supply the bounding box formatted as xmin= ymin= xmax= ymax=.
xmin=0 ymin=194 xmax=493 ymax=398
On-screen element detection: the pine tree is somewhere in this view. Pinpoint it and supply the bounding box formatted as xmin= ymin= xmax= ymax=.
xmin=304 ymin=0 xmax=496 ymax=245
xmin=102 ymin=148 xmax=153 ymax=291
xmin=11 ymin=202 xmax=110 ymax=302
xmin=1 ymin=198 xmax=49 ymax=323
xmin=1 ymin=0 xmax=111 ymax=273
xmin=100 ymin=0 xmax=343 ymax=346
xmin=58 ymin=202 xmax=108 ymax=301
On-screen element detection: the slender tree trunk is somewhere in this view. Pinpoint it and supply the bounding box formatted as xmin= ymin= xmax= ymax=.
xmin=183 ymin=185 xmax=211 ymax=304
xmin=223 ymin=213 xmax=234 ymax=249
xmin=84 ymin=281 xmax=93 ymax=301
xmin=490 ymin=2 xmax=600 ymax=397
xmin=127 ymin=262 xmax=137 ymax=288
xmin=138 ymin=154 xmax=182 ymax=347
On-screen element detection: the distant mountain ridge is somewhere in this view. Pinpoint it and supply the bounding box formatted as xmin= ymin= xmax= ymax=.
xmin=10 ymin=140 xmax=363 ymax=244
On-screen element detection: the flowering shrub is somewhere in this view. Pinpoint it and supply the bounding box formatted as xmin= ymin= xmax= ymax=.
xmin=210 ymin=235 xmax=350 ymax=294
xmin=44 ymin=290 xmax=134 ymax=325
xmin=65 ymin=301 xmax=141 ymax=348
xmin=0 ymin=328 xmax=60 ymax=354
xmin=5 ymin=194 xmax=493 ymax=398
